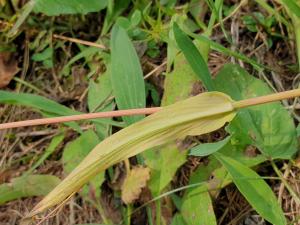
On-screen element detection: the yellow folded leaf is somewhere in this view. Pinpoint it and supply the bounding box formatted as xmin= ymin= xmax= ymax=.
xmin=27 ymin=91 xmax=236 ymax=217
xmin=121 ymin=166 xmax=150 ymax=204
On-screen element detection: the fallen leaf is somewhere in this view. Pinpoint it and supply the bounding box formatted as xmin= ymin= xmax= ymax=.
xmin=121 ymin=166 xmax=150 ymax=204
xmin=0 ymin=52 xmax=19 ymax=88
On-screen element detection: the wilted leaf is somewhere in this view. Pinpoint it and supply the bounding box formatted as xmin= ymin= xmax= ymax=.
xmin=0 ymin=52 xmax=19 ymax=88
xmin=0 ymin=175 xmax=60 ymax=205
xmin=110 ymin=24 xmax=146 ymax=125
xmin=214 ymin=152 xmax=286 ymax=225
xmin=33 ymin=0 xmax=108 ymax=16
xmin=215 ymin=64 xmax=297 ymax=159
xmin=28 ymin=91 xmax=236 ymax=217
xmin=121 ymin=166 xmax=150 ymax=204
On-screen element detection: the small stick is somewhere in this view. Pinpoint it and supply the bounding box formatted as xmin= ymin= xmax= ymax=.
xmin=232 ymin=89 xmax=300 ymax=109
xmin=0 ymin=107 xmax=162 ymax=130
xmin=1 ymin=89 xmax=300 ymax=131
xmin=53 ymin=34 xmax=107 ymax=50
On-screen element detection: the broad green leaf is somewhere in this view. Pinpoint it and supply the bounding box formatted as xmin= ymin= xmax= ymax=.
xmin=63 ymin=130 xmax=104 ymax=198
xmin=214 ymin=152 xmax=286 ymax=225
xmin=28 ymin=91 xmax=236 ymax=216
xmin=143 ymin=144 xmax=186 ymax=196
xmin=215 ymin=64 xmax=297 ymax=159
xmin=110 ymin=24 xmax=146 ymax=125
xmin=173 ymin=23 xmax=214 ymax=91
xmin=281 ymin=0 xmax=300 ymax=18
xmin=33 ymin=0 xmax=108 ymax=16
xmin=171 ymin=214 xmax=187 ymax=225
xmin=181 ymin=187 xmax=216 ymax=225
xmin=121 ymin=166 xmax=150 ymax=204
xmin=181 ymin=169 xmax=217 ymax=225
xmin=0 ymin=175 xmax=60 ymax=205
xmin=161 ymin=54 xmax=199 ymax=106
xmin=189 ymin=136 xmax=231 ymax=157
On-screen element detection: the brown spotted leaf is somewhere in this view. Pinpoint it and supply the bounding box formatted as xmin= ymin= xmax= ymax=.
xmin=121 ymin=166 xmax=150 ymax=204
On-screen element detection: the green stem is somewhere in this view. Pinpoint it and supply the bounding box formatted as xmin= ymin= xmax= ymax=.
xmin=127 ymin=204 xmax=132 ymax=225
xmin=147 ymin=206 xmax=154 ymax=225
xmin=292 ymin=16 xmax=300 ymax=70
xmin=155 ymin=200 xmax=161 ymax=225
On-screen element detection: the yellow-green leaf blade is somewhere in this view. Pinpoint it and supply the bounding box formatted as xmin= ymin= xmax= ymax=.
xmin=28 ymin=91 xmax=236 ymax=217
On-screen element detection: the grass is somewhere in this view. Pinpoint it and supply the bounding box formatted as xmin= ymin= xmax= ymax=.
xmin=0 ymin=0 xmax=300 ymax=224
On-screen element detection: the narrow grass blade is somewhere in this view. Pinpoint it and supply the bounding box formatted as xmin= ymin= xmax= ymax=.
xmin=25 ymin=133 xmax=65 ymax=175
xmin=27 ymin=91 xmax=236 ymax=217
xmin=173 ymin=23 xmax=214 ymax=91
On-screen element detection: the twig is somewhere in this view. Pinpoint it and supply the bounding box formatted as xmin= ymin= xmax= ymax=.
xmin=53 ymin=34 xmax=107 ymax=50
xmin=0 ymin=107 xmax=162 ymax=130
xmin=1 ymin=89 xmax=300 ymax=130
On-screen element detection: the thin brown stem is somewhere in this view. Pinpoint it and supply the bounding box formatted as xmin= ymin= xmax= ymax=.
xmin=0 ymin=107 xmax=162 ymax=130
xmin=53 ymin=34 xmax=107 ymax=50
xmin=232 ymin=89 xmax=300 ymax=109
xmin=1 ymin=89 xmax=300 ymax=130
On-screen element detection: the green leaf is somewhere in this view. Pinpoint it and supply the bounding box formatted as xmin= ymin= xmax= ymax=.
xmin=33 ymin=0 xmax=108 ymax=16
xmin=281 ymin=0 xmax=300 ymax=18
xmin=63 ymin=130 xmax=104 ymax=198
xmin=0 ymin=175 xmax=60 ymax=205
xmin=110 ymin=24 xmax=146 ymax=125
xmin=25 ymin=133 xmax=65 ymax=175
xmin=161 ymin=54 xmax=199 ymax=106
xmin=143 ymin=144 xmax=186 ymax=196
xmin=173 ymin=23 xmax=214 ymax=91
xmin=0 ymin=90 xmax=77 ymax=116
xmin=189 ymin=136 xmax=231 ymax=157
xmin=0 ymin=90 xmax=81 ymax=131
xmin=171 ymin=214 xmax=187 ymax=225
xmin=31 ymin=47 xmax=53 ymax=68
xmin=101 ymin=0 xmax=131 ymax=35
xmin=215 ymin=64 xmax=297 ymax=159
xmin=214 ymin=152 xmax=286 ymax=225
xmin=88 ymin=70 xmax=113 ymax=113
xmin=181 ymin=169 xmax=217 ymax=225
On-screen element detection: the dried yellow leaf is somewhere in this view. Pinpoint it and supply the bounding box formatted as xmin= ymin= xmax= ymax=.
xmin=121 ymin=166 xmax=150 ymax=204
xmin=27 ymin=91 xmax=236 ymax=217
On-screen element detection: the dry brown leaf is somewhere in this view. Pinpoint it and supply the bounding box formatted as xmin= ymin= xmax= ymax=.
xmin=0 ymin=52 xmax=19 ymax=88
xmin=121 ymin=166 xmax=150 ymax=204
